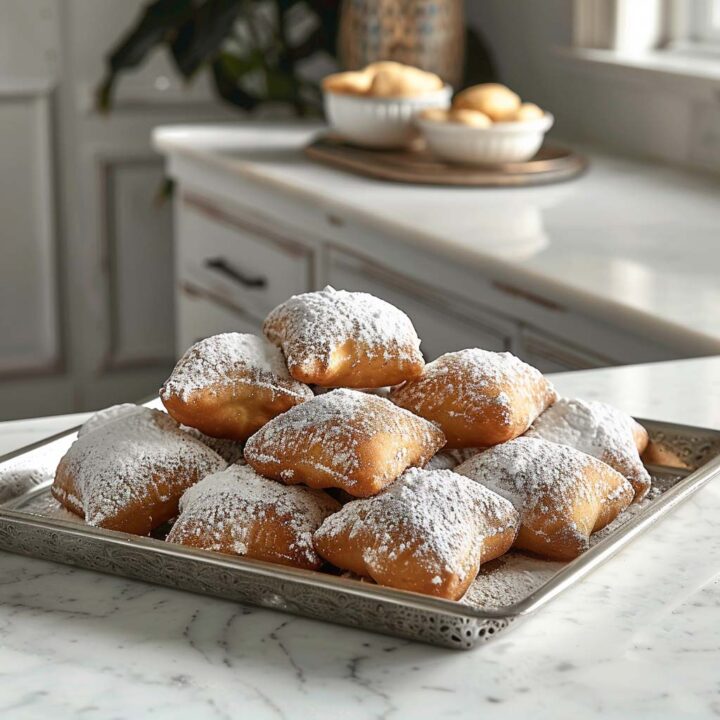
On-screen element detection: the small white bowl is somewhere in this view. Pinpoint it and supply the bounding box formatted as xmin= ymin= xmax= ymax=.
xmin=324 ymin=86 xmax=453 ymax=149
xmin=417 ymin=113 xmax=554 ymax=165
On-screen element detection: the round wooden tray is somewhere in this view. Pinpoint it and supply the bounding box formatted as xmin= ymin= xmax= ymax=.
xmin=305 ymin=135 xmax=588 ymax=187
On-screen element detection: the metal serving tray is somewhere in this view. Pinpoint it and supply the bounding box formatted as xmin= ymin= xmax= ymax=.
xmin=0 ymin=415 xmax=719 ymax=650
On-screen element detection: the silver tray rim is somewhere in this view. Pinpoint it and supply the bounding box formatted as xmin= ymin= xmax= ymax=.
xmin=0 ymin=415 xmax=719 ymax=626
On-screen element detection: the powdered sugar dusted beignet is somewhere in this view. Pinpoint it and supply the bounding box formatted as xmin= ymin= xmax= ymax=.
xmin=244 ymin=388 xmax=446 ymax=497
xmin=390 ymin=349 xmax=557 ymax=448
xmin=161 ymin=333 xmax=313 ymax=441
xmin=526 ymin=398 xmax=651 ymax=501
xmin=167 ymin=464 xmax=340 ymax=570
xmin=314 ymin=467 xmax=519 ymax=599
xmin=456 ymin=437 xmax=633 ymax=561
xmin=77 ymin=403 xmax=144 ymax=437
xmin=52 ymin=408 xmax=226 ymax=535
xmin=263 ymin=286 xmax=424 ymax=388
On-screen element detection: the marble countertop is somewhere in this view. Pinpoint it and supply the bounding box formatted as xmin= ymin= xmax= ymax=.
xmin=2 ymin=356 xmax=720 ymax=718
xmin=154 ymin=123 xmax=720 ymax=353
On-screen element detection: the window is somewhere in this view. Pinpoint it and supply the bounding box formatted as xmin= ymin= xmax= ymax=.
xmin=688 ymin=0 xmax=720 ymax=45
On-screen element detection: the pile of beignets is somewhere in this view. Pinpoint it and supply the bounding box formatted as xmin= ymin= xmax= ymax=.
xmin=52 ymin=286 xmax=652 ymax=601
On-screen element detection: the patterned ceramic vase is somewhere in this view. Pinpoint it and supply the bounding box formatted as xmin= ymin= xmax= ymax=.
xmin=338 ymin=0 xmax=465 ymax=87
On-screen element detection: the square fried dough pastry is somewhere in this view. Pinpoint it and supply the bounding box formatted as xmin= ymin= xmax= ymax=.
xmin=456 ymin=437 xmax=634 ymax=561
xmin=526 ymin=398 xmax=651 ymax=502
xmin=244 ymin=388 xmax=446 ymax=497
xmin=166 ymin=464 xmax=340 ymax=570
xmin=161 ymin=333 xmax=313 ymax=442
xmin=314 ymin=467 xmax=519 ymax=600
xmin=52 ymin=407 xmax=227 ymax=535
xmin=263 ymin=286 xmax=424 ymax=388
xmin=77 ymin=402 xmax=246 ymax=465
xmin=390 ymin=349 xmax=557 ymax=448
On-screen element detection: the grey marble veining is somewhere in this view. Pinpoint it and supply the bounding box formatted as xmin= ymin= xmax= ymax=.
xmin=1 ymin=356 xmax=720 ymax=719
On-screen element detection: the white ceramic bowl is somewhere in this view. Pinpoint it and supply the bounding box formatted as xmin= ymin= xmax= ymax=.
xmin=417 ymin=113 xmax=554 ymax=164
xmin=324 ymin=86 xmax=452 ymax=149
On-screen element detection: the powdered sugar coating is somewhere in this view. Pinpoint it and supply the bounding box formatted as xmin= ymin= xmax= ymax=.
xmin=161 ymin=332 xmax=312 ymax=403
xmin=54 ymin=408 xmax=226 ymax=528
xmin=424 ymin=447 xmax=482 ymax=471
xmin=77 ymin=403 xmax=144 ymax=437
xmin=244 ymin=388 xmax=445 ymax=491
xmin=315 ymin=467 xmax=518 ymax=580
xmin=180 ymin=425 xmax=246 ymax=464
xmin=456 ymin=437 xmax=632 ymax=542
xmin=263 ymin=286 xmax=423 ymax=382
xmin=167 ymin=464 xmax=339 ymax=567
xmin=390 ymin=348 xmax=557 ymax=445
xmin=526 ymin=397 xmax=651 ymax=499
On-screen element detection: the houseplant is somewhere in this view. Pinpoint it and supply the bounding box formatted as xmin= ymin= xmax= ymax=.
xmin=97 ymin=0 xmax=495 ymax=115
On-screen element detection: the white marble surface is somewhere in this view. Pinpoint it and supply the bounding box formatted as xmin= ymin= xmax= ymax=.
xmin=154 ymin=123 xmax=720 ymax=352
xmin=1 ymin=356 xmax=720 ymax=718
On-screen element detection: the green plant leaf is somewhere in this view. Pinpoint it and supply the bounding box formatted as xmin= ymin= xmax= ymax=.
xmin=96 ymin=0 xmax=194 ymax=110
xmin=170 ymin=0 xmax=246 ymax=78
xmin=463 ymin=26 xmax=498 ymax=86
xmin=210 ymin=57 xmax=260 ymax=110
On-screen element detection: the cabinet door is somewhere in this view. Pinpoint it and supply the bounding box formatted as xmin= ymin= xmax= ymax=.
xmin=176 ymin=192 xmax=313 ymax=342
xmin=327 ymin=250 xmax=516 ymax=361
xmin=177 ymin=283 xmax=262 ymax=354
xmin=518 ymin=327 xmax=614 ymax=373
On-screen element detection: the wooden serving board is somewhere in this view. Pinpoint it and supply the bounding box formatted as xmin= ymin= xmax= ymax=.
xmin=305 ymin=135 xmax=588 ymax=187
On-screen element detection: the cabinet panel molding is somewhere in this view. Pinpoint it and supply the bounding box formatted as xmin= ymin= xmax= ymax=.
xmin=0 ymin=84 xmax=62 ymax=378
xmin=97 ymin=154 xmax=175 ymax=371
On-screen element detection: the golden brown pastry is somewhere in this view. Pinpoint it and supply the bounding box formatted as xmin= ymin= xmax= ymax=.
xmin=314 ymin=467 xmax=519 ymax=599
xmin=526 ymin=398 xmax=651 ymax=501
xmin=369 ymin=65 xmax=444 ymax=97
xmin=453 ymin=83 xmax=521 ymax=121
xmin=166 ymin=464 xmax=340 ymax=570
xmin=390 ymin=349 xmax=557 ymax=448
xmin=244 ymin=388 xmax=446 ymax=497
xmin=52 ymin=408 xmax=227 ymax=535
xmin=263 ymin=286 xmax=425 ymax=388
xmin=448 ymin=108 xmax=492 ymax=127
xmin=160 ymin=333 xmax=313 ymax=442
xmin=321 ymin=70 xmax=373 ymax=95
xmin=323 ymin=61 xmax=443 ymax=98
xmin=456 ymin=437 xmax=634 ymax=560
xmin=514 ymin=102 xmax=544 ymax=121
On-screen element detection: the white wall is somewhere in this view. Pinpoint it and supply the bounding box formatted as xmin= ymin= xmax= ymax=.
xmin=466 ymin=0 xmax=720 ymax=172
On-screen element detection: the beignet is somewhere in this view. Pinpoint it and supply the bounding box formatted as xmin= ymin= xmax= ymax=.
xmin=314 ymin=467 xmax=519 ymax=599
xmin=456 ymin=437 xmax=634 ymax=561
xmin=263 ymin=286 xmax=424 ymax=388
xmin=244 ymin=388 xmax=446 ymax=497
xmin=526 ymin=398 xmax=651 ymax=501
xmin=52 ymin=408 xmax=226 ymax=535
xmin=390 ymin=349 xmax=557 ymax=447
xmin=161 ymin=333 xmax=312 ymax=441
xmin=167 ymin=464 xmax=340 ymax=570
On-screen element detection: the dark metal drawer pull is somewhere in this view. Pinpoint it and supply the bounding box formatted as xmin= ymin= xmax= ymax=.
xmin=204 ymin=257 xmax=267 ymax=289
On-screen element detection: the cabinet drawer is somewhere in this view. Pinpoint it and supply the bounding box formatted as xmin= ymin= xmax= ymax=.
xmin=327 ymin=250 xmax=515 ymax=361
xmin=177 ymin=192 xmax=313 ymax=322
xmin=518 ymin=327 xmax=614 ymax=373
xmin=176 ymin=282 xmax=262 ymax=355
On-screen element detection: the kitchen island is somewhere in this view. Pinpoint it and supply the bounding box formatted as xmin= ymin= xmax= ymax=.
xmin=154 ymin=124 xmax=720 ymax=371
xmin=1 ymin=355 xmax=719 ymax=719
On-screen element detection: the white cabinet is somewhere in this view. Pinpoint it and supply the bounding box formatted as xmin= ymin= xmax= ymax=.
xmin=0 ymin=1 xmax=231 ymax=420
xmin=175 ymin=192 xmax=314 ymax=355
xmin=327 ymin=249 xmax=515 ymax=360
